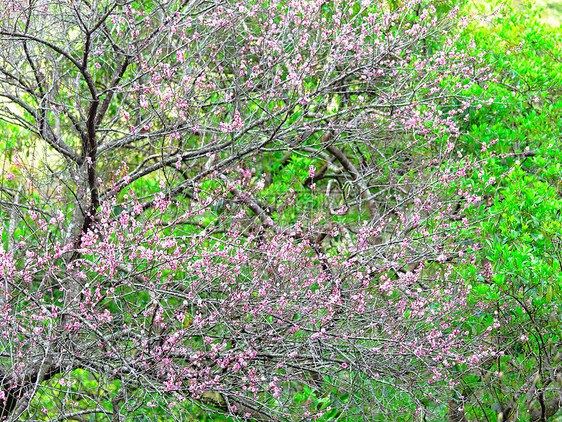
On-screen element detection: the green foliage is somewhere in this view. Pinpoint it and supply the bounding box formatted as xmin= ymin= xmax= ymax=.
xmin=453 ymin=1 xmax=562 ymax=419
xmin=465 ymin=0 xmax=562 ymax=297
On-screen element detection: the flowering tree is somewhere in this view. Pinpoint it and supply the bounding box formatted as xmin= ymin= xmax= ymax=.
xmin=0 ymin=0 xmax=494 ymax=420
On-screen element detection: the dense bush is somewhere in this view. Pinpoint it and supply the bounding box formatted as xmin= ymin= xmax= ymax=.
xmin=452 ymin=3 xmax=562 ymax=420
